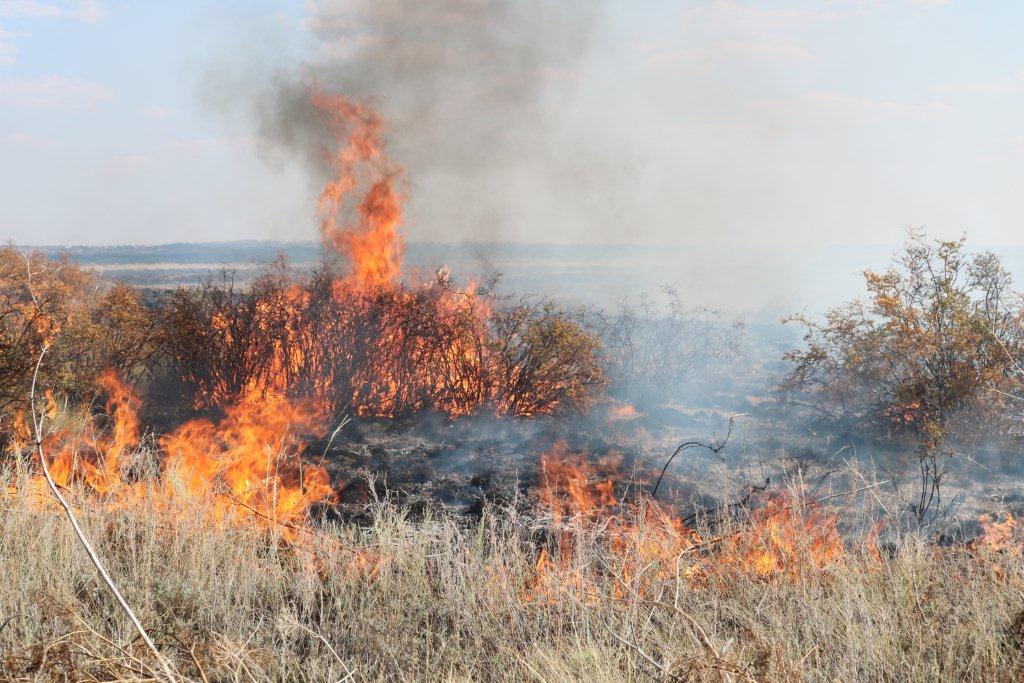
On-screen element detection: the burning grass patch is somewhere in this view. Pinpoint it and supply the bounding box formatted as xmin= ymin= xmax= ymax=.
xmin=3 ymin=465 xmax=1024 ymax=681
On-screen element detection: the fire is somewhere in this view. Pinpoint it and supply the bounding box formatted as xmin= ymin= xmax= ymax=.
xmin=883 ymin=401 xmax=925 ymax=425
xmin=160 ymin=387 xmax=333 ymax=528
xmin=163 ymin=83 xmax=597 ymax=421
xmin=29 ymin=369 xmax=140 ymax=495
xmin=6 ymin=84 xmax=598 ymax=546
xmin=539 ymin=439 xmax=620 ymax=518
xmin=606 ymin=403 xmax=641 ymax=423
xmin=970 ymin=513 xmax=1020 ymax=555
xmin=715 ymin=494 xmax=845 ymax=577
xmin=527 ymin=442 xmax=848 ymax=601
xmin=10 ymin=372 xmax=334 ymax=536
xmin=309 ymin=84 xmax=405 ymax=291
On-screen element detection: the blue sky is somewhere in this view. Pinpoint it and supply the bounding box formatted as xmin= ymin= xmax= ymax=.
xmin=1 ymin=0 xmax=1023 ymax=247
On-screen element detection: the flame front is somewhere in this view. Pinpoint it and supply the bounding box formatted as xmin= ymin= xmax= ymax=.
xmin=160 ymin=387 xmax=332 ymax=528
xmin=526 ymin=441 xmax=848 ymax=602
xmin=15 ymin=372 xmax=333 ymax=537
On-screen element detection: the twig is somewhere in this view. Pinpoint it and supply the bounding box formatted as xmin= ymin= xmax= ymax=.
xmin=217 ymin=489 xmax=310 ymax=536
xmin=652 ymin=415 xmax=741 ymax=499
xmin=321 ymin=414 xmax=352 ymax=460
xmin=602 ymin=622 xmax=670 ymax=679
xmin=28 ymin=345 xmax=177 ymax=682
xmin=808 ymin=480 xmax=889 ymax=507
xmin=680 ymin=479 xmax=770 ymax=527
xmin=289 ymin=617 xmax=358 ymax=681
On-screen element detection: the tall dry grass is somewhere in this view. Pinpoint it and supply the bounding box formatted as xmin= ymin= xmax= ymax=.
xmin=2 ymin=459 xmax=1023 ymax=682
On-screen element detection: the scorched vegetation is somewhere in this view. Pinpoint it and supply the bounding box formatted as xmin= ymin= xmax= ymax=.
xmin=4 ymin=83 xmax=1024 ymax=682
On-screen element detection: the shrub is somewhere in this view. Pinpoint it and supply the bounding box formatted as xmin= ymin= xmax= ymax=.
xmin=780 ymin=230 xmax=1024 ymax=442
xmin=158 ymin=266 xmax=298 ymax=408
xmin=594 ymin=287 xmax=743 ymax=405
xmin=159 ymin=263 xmax=605 ymax=418
xmin=0 ymin=247 xmax=157 ymax=420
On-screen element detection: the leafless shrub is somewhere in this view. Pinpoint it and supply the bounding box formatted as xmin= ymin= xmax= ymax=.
xmin=594 ymin=286 xmax=744 ymax=404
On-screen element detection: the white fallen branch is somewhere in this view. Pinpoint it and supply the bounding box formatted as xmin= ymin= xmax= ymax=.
xmin=28 ymin=344 xmax=177 ymax=681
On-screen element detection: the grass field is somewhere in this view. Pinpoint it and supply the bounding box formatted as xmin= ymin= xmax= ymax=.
xmin=3 ymin=461 xmax=1023 ymax=682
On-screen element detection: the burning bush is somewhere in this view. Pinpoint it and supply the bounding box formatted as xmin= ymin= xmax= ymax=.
xmin=781 ymin=230 xmax=1024 ymax=442
xmin=158 ymin=265 xmax=299 ymax=409
xmin=0 ymin=247 xmax=157 ymax=423
xmin=156 ymin=83 xmax=604 ymax=420
xmin=160 ymin=264 xmax=605 ymax=419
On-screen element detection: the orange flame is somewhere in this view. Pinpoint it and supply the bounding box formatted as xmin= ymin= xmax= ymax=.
xmin=527 ymin=443 xmax=849 ymax=602
xmin=606 ymin=403 xmax=640 ymax=424
xmin=309 ymin=85 xmax=405 ymax=291
xmin=717 ymin=495 xmax=845 ymax=577
xmin=12 ymin=372 xmax=334 ymax=537
xmin=970 ymin=513 xmax=1020 ymax=555
xmin=160 ymin=387 xmax=332 ymax=529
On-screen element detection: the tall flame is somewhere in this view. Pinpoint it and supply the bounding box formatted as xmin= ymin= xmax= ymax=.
xmin=309 ymin=85 xmax=405 ymax=291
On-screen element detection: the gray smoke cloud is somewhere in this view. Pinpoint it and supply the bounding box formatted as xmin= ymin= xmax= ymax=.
xmin=213 ymin=0 xmax=609 ymax=244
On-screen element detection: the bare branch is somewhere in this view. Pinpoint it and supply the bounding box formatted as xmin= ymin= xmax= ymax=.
xmin=28 ymin=344 xmax=177 ymax=682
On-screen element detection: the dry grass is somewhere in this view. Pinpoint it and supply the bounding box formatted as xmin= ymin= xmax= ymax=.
xmin=2 ymin=462 xmax=1023 ymax=682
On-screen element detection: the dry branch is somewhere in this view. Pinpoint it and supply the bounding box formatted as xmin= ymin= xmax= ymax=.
xmin=28 ymin=344 xmax=177 ymax=682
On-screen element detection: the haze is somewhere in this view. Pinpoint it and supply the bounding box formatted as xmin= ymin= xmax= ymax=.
xmin=1 ymin=0 xmax=1022 ymax=250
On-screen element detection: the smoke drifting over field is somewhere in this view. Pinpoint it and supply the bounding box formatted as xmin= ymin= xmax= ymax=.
xmin=213 ymin=0 xmax=607 ymax=244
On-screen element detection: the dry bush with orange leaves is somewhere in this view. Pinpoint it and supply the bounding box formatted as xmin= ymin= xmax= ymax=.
xmin=0 ymin=247 xmax=158 ymax=423
xmin=159 ymin=263 xmax=605 ymax=418
xmin=781 ymin=230 xmax=1024 ymax=443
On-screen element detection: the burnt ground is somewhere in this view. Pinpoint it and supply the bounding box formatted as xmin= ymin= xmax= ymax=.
xmin=312 ymin=406 xmax=1024 ymax=544
xmin=312 ymin=403 xmax=817 ymax=533
xmin=318 ymin=412 xmax=659 ymax=517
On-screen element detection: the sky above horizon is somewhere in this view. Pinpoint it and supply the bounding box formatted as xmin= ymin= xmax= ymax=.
xmin=1 ymin=0 xmax=1023 ymax=247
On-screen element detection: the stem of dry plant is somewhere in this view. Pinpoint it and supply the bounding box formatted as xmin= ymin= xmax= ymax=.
xmin=28 ymin=344 xmax=178 ymax=682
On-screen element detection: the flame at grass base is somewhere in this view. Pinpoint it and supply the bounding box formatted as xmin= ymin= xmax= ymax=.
xmin=526 ymin=441 xmax=849 ymax=602
xmin=8 ymin=373 xmax=334 ymax=537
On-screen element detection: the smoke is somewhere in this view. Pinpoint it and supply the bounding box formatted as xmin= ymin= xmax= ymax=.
xmin=207 ymin=0 xmax=607 ymax=244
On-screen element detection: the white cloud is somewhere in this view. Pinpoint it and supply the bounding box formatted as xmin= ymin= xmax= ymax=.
xmin=0 ymin=74 xmax=114 ymax=109
xmin=794 ymin=91 xmax=954 ymax=120
xmin=680 ymin=0 xmax=836 ymax=36
xmin=0 ymin=24 xmax=19 ymax=65
xmin=0 ymin=0 xmax=106 ymax=23
xmin=0 ymin=131 xmax=57 ymax=146
xmin=156 ymin=136 xmax=255 ymax=155
xmin=647 ymin=0 xmax=837 ymax=71
xmin=909 ymin=0 xmax=951 ymax=6
xmin=0 ymin=2 xmax=103 ymax=62
xmin=140 ymin=104 xmax=171 ymax=119
xmin=651 ymin=40 xmax=814 ymax=69
xmin=934 ymin=73 xmax=1024 ymax=95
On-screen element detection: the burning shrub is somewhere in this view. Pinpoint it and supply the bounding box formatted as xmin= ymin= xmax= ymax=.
xmin=160 ymin=264 xmax=605 ymax=419
xmin=0 ymin=247 xmax=157 ymax=422
xmin=157 ymin=84 xmax=605 ymax=420
xmin=159 ymin=265 xmax=299 ymax=409
xmin=780 ymin=230 xmax=1024 ymax=442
